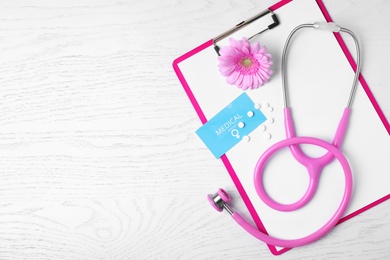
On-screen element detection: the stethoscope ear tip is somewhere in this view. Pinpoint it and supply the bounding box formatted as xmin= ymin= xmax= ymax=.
xmin=208 ymin=188 xmax=231 ymax=212
xmin=217 ymin=188 xmax=231 ymax=203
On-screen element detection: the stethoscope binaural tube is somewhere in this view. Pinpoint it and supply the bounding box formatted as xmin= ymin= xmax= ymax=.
xmin=282 ymin=22 xmax=361 ymax=109
xmin=208 ymin=22 xmax=361 ymax=248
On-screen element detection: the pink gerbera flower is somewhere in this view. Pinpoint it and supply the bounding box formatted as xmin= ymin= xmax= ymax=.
xmin=217 ymin=37 xmax=273 ymax=90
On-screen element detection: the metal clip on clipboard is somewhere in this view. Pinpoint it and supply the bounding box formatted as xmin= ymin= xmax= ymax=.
xmin=213 ymin=10 xmax=279 ymax=56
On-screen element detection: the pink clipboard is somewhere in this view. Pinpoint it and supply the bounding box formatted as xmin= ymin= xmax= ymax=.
xmin=173 ymin=0 xmax=390 ymax=255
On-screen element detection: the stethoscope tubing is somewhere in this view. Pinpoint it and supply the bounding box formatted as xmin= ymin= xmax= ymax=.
xmin=254 ymin=107 xmax=351 ymax=212
xmin=247 ymin=22 xmax=360 ymax=246
xmin=249 ymin=136 xmax=353 ymax=248
xmin=209 ymin=22 xmax=361 ymax=248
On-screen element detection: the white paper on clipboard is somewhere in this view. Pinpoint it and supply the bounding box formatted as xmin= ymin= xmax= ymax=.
xmin=173 ymin=0 xmax=390 ymax=254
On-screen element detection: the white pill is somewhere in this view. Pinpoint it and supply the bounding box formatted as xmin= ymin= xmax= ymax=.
xmin=260 ymin=124 xmax=266 ymax=131
xmin=254 ymin=103 xmax=261 ymax=109
xmin=247 ymin=111 xmax=254 ymax=117
xmin=242 ymin=135 xmax=250 ymax=142
xmin=268 ymin=106 xmax=274 ymax=112
xmin=263 ymin=133 xmax=272 ymax=140
xmin=268 ymin=117 xmax=274 ymax=124
xmin=238 ymin=122 xmax=245 ymax=128
xmin=265 ymin=103 xmax=270 ymax=108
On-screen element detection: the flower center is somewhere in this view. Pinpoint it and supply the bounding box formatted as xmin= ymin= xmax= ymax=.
xmin=240 ymin=57 xmax=253 ymax=68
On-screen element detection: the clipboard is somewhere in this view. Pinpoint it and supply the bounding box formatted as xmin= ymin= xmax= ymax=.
xmin=173 ymin=0 xmax=390 ymax=255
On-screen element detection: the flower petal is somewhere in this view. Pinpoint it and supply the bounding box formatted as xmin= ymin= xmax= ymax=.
xmin=229 ymin=38 xmax=239 ymax=48
xmin=242 ymin=37 xmax=250 ymax=48
xmin=219 ymin=46 xmax=236 ymax=57
xmin=259 ymin=46 xmax=267 ymax=54
xmin=218 ymin=58 xmax=236 ymax=67
xmin=250 ymin=42 xmax=260 ymax=54
xmin=256 ymin=73 xmax=264 ymax=86
xmin=235 ymin=73 xmax=244 ymax=88
xmin=252 ymin=73 xmax=259 ymax=87
xmin=245 ymin=75 xmax=254 ymax=89
xmin=219 ymin=65 xmax=236 ymax=76
xmin=226 ymin=70 xmax=240 ymax=84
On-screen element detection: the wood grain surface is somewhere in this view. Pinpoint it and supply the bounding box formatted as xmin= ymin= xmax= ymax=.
xmin=0 ymin=0 xmax=389 ymax=259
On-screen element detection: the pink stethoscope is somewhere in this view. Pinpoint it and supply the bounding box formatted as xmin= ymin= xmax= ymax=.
xmin=208 ymin=22 xmax=361 ymax=248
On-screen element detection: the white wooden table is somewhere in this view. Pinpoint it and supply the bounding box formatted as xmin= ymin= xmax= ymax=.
xmin=0 ymin=0 xmax=389 ymax=259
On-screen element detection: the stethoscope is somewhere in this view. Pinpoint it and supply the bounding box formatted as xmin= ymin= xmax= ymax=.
xmin=208 ymin=22 xmax=361 ymax=248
